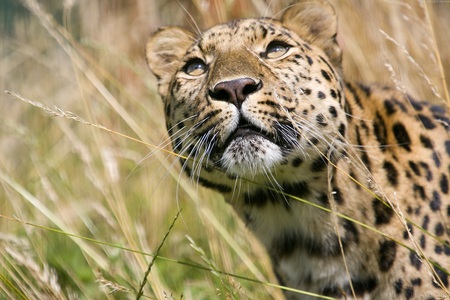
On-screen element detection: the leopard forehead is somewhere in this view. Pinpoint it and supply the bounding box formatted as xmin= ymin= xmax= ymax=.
xmin=182 ymin=18 xmax=325 ymax=74
xmin=196 ymin=18 xmax=294 ymax=51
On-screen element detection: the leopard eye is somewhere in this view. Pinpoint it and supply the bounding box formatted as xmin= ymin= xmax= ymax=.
xmin=263 ymin=41 xmax=290 ymax=59
xmin=184 ymin=58 xmax=207 ymax=76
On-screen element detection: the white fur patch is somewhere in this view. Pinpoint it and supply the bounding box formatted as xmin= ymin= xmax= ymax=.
xmin=220 ymin=136 xmax=283 ymax=177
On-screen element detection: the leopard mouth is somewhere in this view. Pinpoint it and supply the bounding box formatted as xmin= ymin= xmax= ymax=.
xmin=213 ymin=117 xmax=286 ymax=176
xmin=218 ymin=117 xmax=299 ymax=154
xmin=225 ymin=118 xmax=274 ymax=146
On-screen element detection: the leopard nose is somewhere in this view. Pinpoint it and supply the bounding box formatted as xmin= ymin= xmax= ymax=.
xmin=209 ymin=78 xmax=262 ymax=108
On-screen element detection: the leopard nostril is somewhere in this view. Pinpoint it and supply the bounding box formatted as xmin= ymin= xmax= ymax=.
xmin=208 ymin=88 xmax=230 ymax=101
xmin=209 ymin=78 xmax=262 ymax=108
xmin=243 ymin=81 xmax=261 ymax=95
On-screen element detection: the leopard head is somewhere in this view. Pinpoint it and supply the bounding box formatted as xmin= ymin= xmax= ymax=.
xmin=146 ymin=0 xmax=346 ymax=183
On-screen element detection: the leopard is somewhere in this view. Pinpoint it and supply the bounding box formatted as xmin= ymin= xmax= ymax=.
xmin=145 ymin=0 xmax=450 ymax=299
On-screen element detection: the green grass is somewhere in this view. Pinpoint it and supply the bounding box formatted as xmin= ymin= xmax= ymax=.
xmin=0 ymin=0 xmax=449 ymax=299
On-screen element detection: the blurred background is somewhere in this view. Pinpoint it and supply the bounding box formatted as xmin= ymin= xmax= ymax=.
xmin=0 ymin=0 xmax=449 ymax=299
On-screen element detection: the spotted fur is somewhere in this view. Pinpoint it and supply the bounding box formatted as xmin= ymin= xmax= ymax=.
xmin=146 ymin=0 xmax=450 ymax=299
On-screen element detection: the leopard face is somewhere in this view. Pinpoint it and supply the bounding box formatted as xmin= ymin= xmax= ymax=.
xmin=147 ymin=7 xmax=346 ymax=185
xmin=146 ymin=1 xmax=450 ymax=299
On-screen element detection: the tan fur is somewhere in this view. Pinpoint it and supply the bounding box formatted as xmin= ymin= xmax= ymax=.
xmin=146 ymin=0 xmax=450 ymax=298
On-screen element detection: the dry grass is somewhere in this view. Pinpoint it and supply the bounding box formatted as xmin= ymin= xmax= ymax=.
xmin=0 ymin=0 xmax=449 ymax=299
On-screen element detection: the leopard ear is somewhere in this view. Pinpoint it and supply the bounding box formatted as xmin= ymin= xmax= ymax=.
xmin=281 ymin=0 xmax=342 ymax=68
xmin=146 ymin=27 xmax=195 ymax=96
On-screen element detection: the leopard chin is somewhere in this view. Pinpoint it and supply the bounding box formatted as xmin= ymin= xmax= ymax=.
xmin=219 ymin=135 xmax=283 ymax=177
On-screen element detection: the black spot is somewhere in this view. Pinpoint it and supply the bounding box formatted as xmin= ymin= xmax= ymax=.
xmin=316 ymin=113 xmax=327 ymax=126
xmin=351 ymin=276 xmax=378 ymax=295
xmin=378 ymin=239 xmax=397 ymax=272
xmin=383 ymin=160 xmax=399 ymax=186
xmin=435 ymin=222 xmax=445 ymax=236
xmin=420 ymin=135 xmax=433 ymax=149
xmin=372 ymin=198 xmax=394 ymax=225
xmin=422 ymin=215 xmax=430 ymax=230
xmin=330 ymin=89 xmax=337 ymax=99
xmin=420 ymin=162 xmax=433 ymax=181
xmin=410 ymin=98 xmax=423 ymax=111
xmin=338 ymin=123 xmax=346 ymax=137
xmin=302 ymin=88 xmax=312 ymax=95
xmin=343 ymin=219 xmax=359 ymax=243
xmin=411 ymin=278 xmax=422 ymax=286
xmin=435 ymin=244 xmax=443 ymax=254
xmin=311 ymin=156 xmax=327 ymax=172
xmin=384 ymin=99 xmax=397 ymax=115
xmin=431 ymin=104 xmax=447 ymax=114
xmin=328 ymin=106 xmax=338 ymax=118
xmin=406 ymin=205 xmax=414 ymax=215
xmin=445 ymin=241 xmax=450 ymax=256
xmin=321 ymin=69 xmax=331 ymax=81
xmin=430 ymin=191 xmax=442 ymax=211
xmin=405 ymin=286 xmax=414 ymax=299
xmin=405 ymin=170 xmax=412 ymax=179
xmin=306 ymin=55 xmax=313 ymax=65
xmin=409 ymin=251 xmax=422 ymax=271
xmin=413 ymin=184 xmax=426 ymax=200
xmin=403 ymin=222 xmax=414 ymax=239
xmin=374 ymin=112 xmax=388 ymax=151
xmin=317 ymin=91 xmax=326 ymax=99
xmin=393 ymin=122 xmax=411 ymax=151
xmin=292 ymin=157 xmax=303 ymax=167
xmin=420 ymin=234 xmax=426 ymax=248
xmin=418 ymin=114 xmax=436 ymax=129
xmin=445 ymin=140 xmax=450 ymax=156
xmin=394 ymin=279 xmax=403 ymax=294
xmin=283 ymin=181 xmax=310 ymax=200
xmin=432 ymin=151 xmax=441 ymax=168
xmin=409 ymin=161 xmax=421 ymax=176
xmin=432 ymin=263 xmax=449 ymax=288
